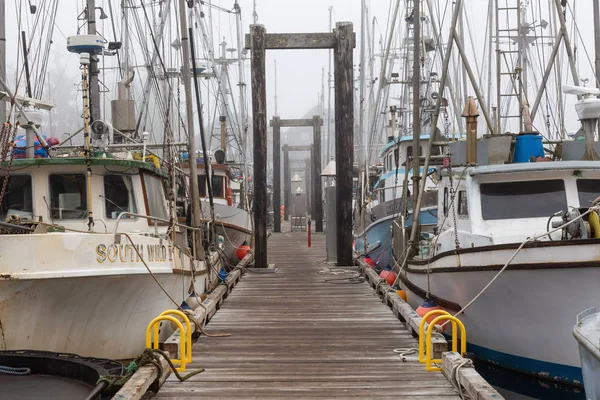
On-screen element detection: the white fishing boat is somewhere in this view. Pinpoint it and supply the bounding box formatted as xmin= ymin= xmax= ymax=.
xmin=0 ymin=0 xmax=226 ymax=360
xmin=0 ymin=156 xmax=206 ymax=360
xmin=573 ymin=307 xmax=600 ymax=399
xmin=180 ymin=151 xmax=252 ymax=262
xmin=401 ymin=158 xmax=600 ymax=385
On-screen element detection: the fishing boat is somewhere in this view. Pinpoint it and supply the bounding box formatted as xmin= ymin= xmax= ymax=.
xmin=401 ymin=156 xmax=600 ymax=384
xmin=353 ymin=2 xmax=445 ymax=269
xmin=0 ymin=155 xmax=205 ymax=360
xmin=573 ymin=307 xmax=600 ymax=399
xmin=180 ymin=150 xmax=252 ymax=263
xmin=0 ymin=0 xmax=228 ymax=360
xmin=353 ymin=133 xmax=439 ymax=268
xmin=400 ymin=85 xmax=600 ymax=384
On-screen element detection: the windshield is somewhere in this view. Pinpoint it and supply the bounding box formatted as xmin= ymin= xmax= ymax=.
xmin=0 ymin=175 xmax=33 ymax=219
xmin=480 ymin=179 xmax=567 ymax=220
xmin=577 ymin=179 xmax=600 ymax=207
xmin=104 ymin=175 xmax=137 ymax=218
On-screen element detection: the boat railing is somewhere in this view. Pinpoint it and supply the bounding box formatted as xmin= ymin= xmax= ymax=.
xmin=113 ymin=211 xmax=209 ymax=262
xmin=112 ymin=212 xmax=202 ymax=235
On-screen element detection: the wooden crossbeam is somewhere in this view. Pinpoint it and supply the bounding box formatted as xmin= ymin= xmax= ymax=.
xmin=269 ymin=118 xmax=323 ymax=127
xmin=245 ymin=32 xmax=356 ymax=50
xmin=286 ymin=145 xmax=311 ymax=152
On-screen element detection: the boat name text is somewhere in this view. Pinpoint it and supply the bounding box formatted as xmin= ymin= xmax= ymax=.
xmin=96 ymin=244 xmax=173 ymax=263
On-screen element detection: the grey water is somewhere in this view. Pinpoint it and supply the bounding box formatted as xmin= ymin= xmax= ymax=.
xmin=474 ymin=361 xmax=586 ymax=400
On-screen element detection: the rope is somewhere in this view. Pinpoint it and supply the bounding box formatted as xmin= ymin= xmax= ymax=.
xmin=183 ymin=309 xmax=231 ymax=338
xmin=449 ymin=357 xmax=474 ymax=400
xmin=0 ymin=365 xmax=31 ymax=376
xmin=392 ymin=348 xmax=418 ymax=362
xmin=97 ymin=348 xmax=204 ymax=391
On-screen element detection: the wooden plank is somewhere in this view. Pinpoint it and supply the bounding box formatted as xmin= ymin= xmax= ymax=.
xmin=442 ymin=352 xmax=504 ymax=400
xmin=245 ymin=32 xmax=340 ymax=50
xmin=154 ymin=233 xmax=461 ymax=399
xmin=250 ymin=24 xmax=268 ymax=268
xmin=334 ymin=22 xmax=355 ymax=266
xmin=356 ymin=259 xmax=447 ymax=357
xmin=112 ymin=352 xmax=170 ymax=400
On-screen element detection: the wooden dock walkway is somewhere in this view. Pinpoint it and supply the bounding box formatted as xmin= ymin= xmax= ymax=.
xmin=155 ymin=230 xmax=461 ymax=399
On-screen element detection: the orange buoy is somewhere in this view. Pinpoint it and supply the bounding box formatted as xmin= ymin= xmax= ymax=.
xmin=364 ymin=257 xmax=375 ymax=267
xmin=236 ymin=244 xmax=251 ymax=261
xmin=396 ymin=289 xmax=407 ymax=301
xmin=416 ymin=299 xmax=442 ymax=324
xmin=379 ymin=270 xmax=397 ymax=286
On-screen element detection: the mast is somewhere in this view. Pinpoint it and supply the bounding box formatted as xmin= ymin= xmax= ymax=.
xmin=0 ymin=0 xmax=5 ymax=123
xmin=86 ymin=0 xmax=101 ymax=121
xmin=411 ymin=0 xmax=421 ymax=207
xmin=219 ymin=39 xmax=228 ymax=155
xmin=594 ymin=0 xmax=600 ymax=136
xmin=178 ymin=0 xmax=204 ymax=260
xmin=234 ymin=0 xmax=249 ymax=209
xmin=326 ymin=6 xmax=332 ymax=161
xmin=358 ymin=0 xmax=366 ymax=202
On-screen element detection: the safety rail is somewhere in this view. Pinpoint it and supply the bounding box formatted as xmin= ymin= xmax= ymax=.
xmin=419 ymin=310 xmax=467 ymax=372
xmin=146 ymin=310 xmax=192 ymax=372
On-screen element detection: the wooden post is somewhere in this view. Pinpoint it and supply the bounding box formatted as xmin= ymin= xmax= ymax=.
xmin=250 ymin=24 xmax=267 ymax=267
xmin=272 ymin=116 xmax=281 ymax=232
xmin=312 ymin=115 xmax=323 ymax=232
xmin=306 ymin=153 xmax=312 ymax=218
xmin=283 ymin=144 xmax=290 ymax=222
xmin=334 ymin=22 xmax=354 ymax=266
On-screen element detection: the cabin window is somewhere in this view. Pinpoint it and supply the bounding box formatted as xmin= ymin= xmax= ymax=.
xmin=211 ymin=176 xmax=224 ymax=198
xmin=388 ymin=154 xmax=394 ymax=172
xmin=197 ymin=175 xmax=207 ymax=197
xmin=0 ymin=175 xmax=33 ymax=220
xmin=141 ymin=174 xmax=168 ymax=221
xmin=49 ymin=174 xmax=87 ymax=219
xmin=407 ymin=146 xmax=413 ymax=160
xmin=458 ymin=190 xmax=468 ymax=216
xmin=104 ymin=175 xmax=137 ymax=218
xmin=394 ymin=148 xmax=399 ymax=168
xmin=480 ymin=179 xmax=567 ymax=220
xmin=577 ymin=179 xmax=600 ymax=207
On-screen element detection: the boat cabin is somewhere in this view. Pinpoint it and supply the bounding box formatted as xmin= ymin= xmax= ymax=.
xmin=373 ymin=135 xmax=441 ymax=203
xmin=434 ymin=161 xmax=600 ymax=253
xmin=0 ymin=158 xmax=171 ymax=234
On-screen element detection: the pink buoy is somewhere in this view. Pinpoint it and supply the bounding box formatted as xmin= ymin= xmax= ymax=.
xmin=379 ymin=270 xmax=397 ymax=286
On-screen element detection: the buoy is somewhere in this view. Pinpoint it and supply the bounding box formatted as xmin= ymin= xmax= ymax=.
xmin=396 ymin=289 xmax=407 ymax=301
xmin=218 ymin=268 xmax=228 ymax=283
xmin=236 ymin=244 xmax=251 ymax=261
xmin=416 ymin=299 xmax=442 ymax=324
xmin=364 ymin=257 xmax=375 ymax=267
xmin=379 ymin=270 xmax=397 ymax=286
xmin=392 ymin=284 xmax=408 ymax=301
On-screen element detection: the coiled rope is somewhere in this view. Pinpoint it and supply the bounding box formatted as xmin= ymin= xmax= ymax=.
xmin=449 ymin=357 xmax=474 ymax=400
xmin=0 ymin=365 xmax=31 ymax=376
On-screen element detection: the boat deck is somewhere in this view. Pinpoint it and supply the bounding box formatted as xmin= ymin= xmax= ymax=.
xmin=155 ymin=229 xmax=460 ymax=399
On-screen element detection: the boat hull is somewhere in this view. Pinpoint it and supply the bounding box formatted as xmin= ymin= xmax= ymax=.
xmin=0 ymin=274 xmax=190 ymax=360
xmin=0 ymin=232 xmax=201 ymax=360
xmin=401 ymin=240 xmax=600 ymax=385
xmin=354 ymin=207 xmax=438 ymax=268
xmin=202 ymin=201 xmax=252 ymax=262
